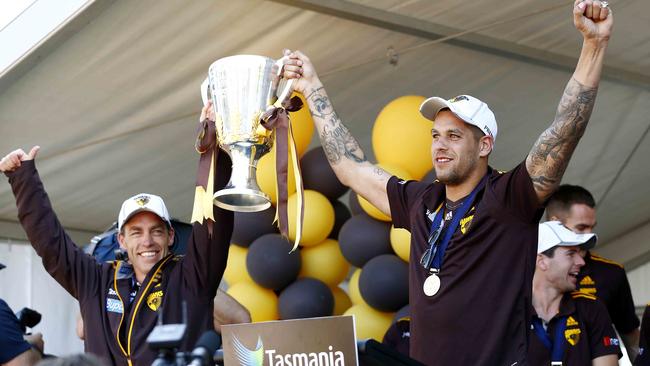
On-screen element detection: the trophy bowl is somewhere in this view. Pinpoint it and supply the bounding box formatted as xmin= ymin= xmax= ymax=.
xmin=201 ymin=55 xmax=293 ymax=212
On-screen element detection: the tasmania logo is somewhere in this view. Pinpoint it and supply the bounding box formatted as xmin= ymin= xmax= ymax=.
xmin=603 ymin=337 xmax=620 ymax=347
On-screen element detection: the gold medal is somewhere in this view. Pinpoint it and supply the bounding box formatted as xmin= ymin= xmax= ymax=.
xmin=423 ymin=272 xmax=441 ymax=296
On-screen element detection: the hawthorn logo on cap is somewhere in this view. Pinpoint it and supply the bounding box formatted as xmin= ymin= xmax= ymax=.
xmin=449 ymin=95 xmax=469 ymax=103
xmin=135 ymin=195 xmax=150 ymax=207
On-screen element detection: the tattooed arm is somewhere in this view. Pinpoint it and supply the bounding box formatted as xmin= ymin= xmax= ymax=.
xmin=282 ymin=50 xmax=392 ymax=216
xmin=526 ymin=0 xmax=612 ymax=203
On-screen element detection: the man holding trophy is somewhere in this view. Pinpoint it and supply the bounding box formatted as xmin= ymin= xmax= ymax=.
xmin=1 ymin=50 xmax=303 ymax=363
xmin=281 ymin=1 xmax=613 ymax=364
xmin=0 ymin=102 xmax=234 ymax=365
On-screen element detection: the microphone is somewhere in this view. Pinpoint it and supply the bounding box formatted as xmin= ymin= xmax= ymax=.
xmin=188 ymin=330 xmax=221 ymax=366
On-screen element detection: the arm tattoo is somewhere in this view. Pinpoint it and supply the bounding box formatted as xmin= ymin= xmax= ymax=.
xmin=527 ymin=78 xmax=597 ymax=196
xmin=307 ymin=87 xmax=367 ymax=165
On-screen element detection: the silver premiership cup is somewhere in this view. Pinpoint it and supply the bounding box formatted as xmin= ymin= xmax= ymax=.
xmin=200 ymin=55 xmax=294 ymax=212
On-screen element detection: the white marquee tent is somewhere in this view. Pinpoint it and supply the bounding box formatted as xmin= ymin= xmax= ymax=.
xmin=0 ymin=0 xmax=648 ymax=356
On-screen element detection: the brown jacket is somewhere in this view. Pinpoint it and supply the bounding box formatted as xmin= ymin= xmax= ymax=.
xmin=6 ymin=158 xmax=233 ymax=365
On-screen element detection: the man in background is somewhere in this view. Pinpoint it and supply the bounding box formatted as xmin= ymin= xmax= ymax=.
xmin=546 ymin=184 xmax=640 ymax=359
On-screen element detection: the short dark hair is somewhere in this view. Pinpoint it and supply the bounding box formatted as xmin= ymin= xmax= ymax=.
xmin=468 ymin=124 xmax=484 ymax=142
xmin=546 ymin=184 xmax=595 ymax=220
xmin=541 ymin=246 xmax=558 ymax=258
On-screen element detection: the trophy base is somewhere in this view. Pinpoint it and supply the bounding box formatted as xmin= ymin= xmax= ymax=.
xmin=213 ymin=188 xmax=271 ymax=212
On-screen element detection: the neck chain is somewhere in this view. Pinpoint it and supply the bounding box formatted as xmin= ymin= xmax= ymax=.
xmin=445 ymin=199 xmax=463 ymax=211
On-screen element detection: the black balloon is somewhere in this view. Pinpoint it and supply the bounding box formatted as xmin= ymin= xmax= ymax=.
xmin=301 ymin=147 xmax=349 ymax=199
xmin=279 ymin=278 xmax=334 ymax=320
xmin=347 ymin=191 xmax=364 ymax=216
xmin=232 ymin=206 xmax=277 ymax=247
xmin=246 ymin=234 xmax=301 ymax=290
xmin=329 ymin=200 xmax=352 ymax=239
xmin=359 ymin=255 xmax=409 ymax=312
xmin=338 ymin=214 xmax=392 ymax=267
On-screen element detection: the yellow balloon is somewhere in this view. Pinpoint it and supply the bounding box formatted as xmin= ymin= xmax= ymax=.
xmin=223 ymin=245 xmax=253 ymax=286
xmin=348 ymin=268 xmax=366 ymax=306
xmin=390 ymin=226 xmax=411 ymax=263
xmin=343 ymin=304 xmax=394 ymax=341
xmin=227 ymin=282 xmax=279 ymax=322
xmin=358 ymin=163 xmax=413 ymax=221
xmin=256 ymin=150 xmax=297 ymax=204
xmin=288 ymin=190 xmax=334 ymax=246
xmin=288 ymin=93 xmax=315 ymax=157
xmin=372 ymin=95 xmax=433 ymax=180
xmin=331 ymin=286 xmax=353 ymax=316
xmin=300 ymin=239 xmax=350 ymax=286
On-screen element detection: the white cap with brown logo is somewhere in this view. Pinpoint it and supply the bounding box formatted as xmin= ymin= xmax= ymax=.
xmin=118 ymin=193 xmax=171 ymax=230
xmin=419 ymin=94 xmax=498 ymax=143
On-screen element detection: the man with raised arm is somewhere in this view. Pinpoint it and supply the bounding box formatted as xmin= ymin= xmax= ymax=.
xmin=282 ymin=1 xmax=612 ymax=364
xmin=0 ymin=103 xmax=233 ymax=365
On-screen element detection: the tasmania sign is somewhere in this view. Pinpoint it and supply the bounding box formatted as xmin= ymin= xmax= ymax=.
xmin=221 ymin=315 xmax=359 ymax=366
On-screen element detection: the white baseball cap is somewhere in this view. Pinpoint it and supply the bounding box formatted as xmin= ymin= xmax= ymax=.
xmin=419 ymin=95 xmax=498 ymax=143
xmin=118 ymin=193 xmax=171 ymax=231
xmin=538 ymin=221 xmax=597 ymax=254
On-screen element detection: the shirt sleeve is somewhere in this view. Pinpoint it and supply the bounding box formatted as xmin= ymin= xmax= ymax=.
xmin=588 ymin=299 xmax=622 ymax=360
xmin=637 ymin=305 xmax=650 ymax=365
xmin=386 ymin=176 xmax=432 ymax=230
xmin=181 ymin=152 xmax=234 ymax=299
xmin=5 ymin=161 xmax=102 ymax=301
xmin=609 ymin=267 xmax=640 ymax=334
xmin=0 ymin=299 xmax=31 ymax=364
xmin=487 ymin=160 xmax=543 ymax=224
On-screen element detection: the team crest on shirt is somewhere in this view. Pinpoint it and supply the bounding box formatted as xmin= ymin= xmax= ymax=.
xmin=580 ymin=276 xmax=595 ymax=286
xmin=147 ymin=290 xmax=163 ymax=311
xmin=565 ymin=328 xmax=581 ymax=346
xmin=460 ymin=214 xmax=474 ymax=234
xmin=566 ymin=316 xmax=578 ymax=327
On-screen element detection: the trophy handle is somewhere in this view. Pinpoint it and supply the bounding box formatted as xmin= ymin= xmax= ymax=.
xmin=274 ymin=56 xmax=295 ymax=108
xmin=200 ymin=77 xmax=210 ymax=106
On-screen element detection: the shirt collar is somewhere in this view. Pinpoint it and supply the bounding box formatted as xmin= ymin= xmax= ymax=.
xmin=424 ymin=166 xmax=494 ymax=213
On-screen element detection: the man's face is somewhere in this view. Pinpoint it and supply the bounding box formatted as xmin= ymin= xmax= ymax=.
xmin=563 ymin=203 xmax=597 ymax=234
xmin=430 ymin=110 xmax=486 ymax=185
xmin=540 ymin=246 xmax=586 ymax=292
xmin=118 ymin=211 xmax=174 ymax=281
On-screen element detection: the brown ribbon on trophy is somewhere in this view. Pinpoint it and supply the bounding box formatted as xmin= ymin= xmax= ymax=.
xmin=191 ymin=117 xmax=218 ymax=236
xmin=262 ymin=95 xmax=305 ymax=252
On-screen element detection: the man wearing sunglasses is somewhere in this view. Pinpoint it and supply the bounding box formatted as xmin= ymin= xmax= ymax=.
xmin=282 ymin=1 xmax=613 ymax=364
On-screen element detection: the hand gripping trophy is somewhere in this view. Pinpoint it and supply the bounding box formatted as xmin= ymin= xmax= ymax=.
xmin=194 ymin=55 xmax=304 ymax=249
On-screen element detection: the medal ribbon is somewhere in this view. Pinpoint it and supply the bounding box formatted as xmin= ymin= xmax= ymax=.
xmin=191 ymin=117 xmax=218 ymax=236
xmin=261 ymin=95 xmax=305 ymax=252
xmin=532 ymin=316 xmax=568 ymax=363
xmin=423 ymin=174 xmax=488 ymax=272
